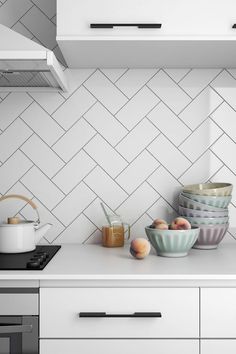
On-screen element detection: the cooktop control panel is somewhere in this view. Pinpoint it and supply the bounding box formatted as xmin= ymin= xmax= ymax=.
xmin=0 ymin=245 xmax=61 ymax=270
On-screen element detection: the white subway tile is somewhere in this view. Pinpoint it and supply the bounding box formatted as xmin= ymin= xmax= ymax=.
xmin=147 ymin=70 xmax=191 ymax=114
xmin=29 ymin=92 xmax=65 ymax=115
xmin=52 ymin=182 xmax=96 ymax=226
xmin=56 ymin=214 xmax=96 ymax=243
xmin=116 ymin=150 xmax=159 ymax=194
xmin=116 ymin=182 xmax=158 ymax=225
xmin=84 ymin=70 xmax=128 ymax=114
xmin=21 ymin=134 xmax=64 ymax=178
xmin=116 ymin=86 xmax=159 ymax=130
xmin=179 ymin=119 xmax=223 ymax=162
xmin=179 ymin=150 xmax=223 ymax=186
xmin=179 ymin=87 xmax=223 ymax=130
xmin=0 ymin=118 xmax=32 ymax=162
xmin=21 ymin=6 xmax=56 ymax=49
xmin=84 ymin=167 xmax=128 ymax=210
xmin=147 ymin=102 xmax=191 ymax=146
xmin=21 ymin=167 xmax=64 ymax=210
xmin=179 ymin=69 xmax=221 ymax=98
xmin=148 ymin=135 xmax=191 ymax=178
xmin=84 ymin=135 xmax=127 ymax=178
xmin=52 ymin=118 xmax=96 ymax=162
xmin=0 ymin=151 xmax=32 ymax=194
xmin=21 ymin=102 xmax=64 ymax=146
xmin=53 ymin=86 xmax=96 ymax=130
xmin=0 ymin=93 xmax=32 ymax=130
xmin=116 ymin=69 xmax=157 ymax=98
xmin=52 ymin=150 xmax=96 ymax=194
xmin=84 ymin=102 xmax=127 ymax=146
xmin=116 ymin=118 xmax=159 ymax=162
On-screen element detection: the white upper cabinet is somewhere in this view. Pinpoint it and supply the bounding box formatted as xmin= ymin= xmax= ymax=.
xmin=57 ymin=0 xmax=236 ymax=67
xmin=57 ymin=0 xmax=236 ymax=37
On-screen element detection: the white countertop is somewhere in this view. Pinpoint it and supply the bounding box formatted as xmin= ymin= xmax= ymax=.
xmin=1 ymin=244 xmax=236 ymax=285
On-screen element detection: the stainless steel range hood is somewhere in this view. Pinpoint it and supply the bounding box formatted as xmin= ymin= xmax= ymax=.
xmin=0 ymin=24 xmax=68 ymax=92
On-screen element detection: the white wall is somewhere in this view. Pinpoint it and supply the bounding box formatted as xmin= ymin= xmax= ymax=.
xmin=0 ymin=0 xmax=235 ymax=244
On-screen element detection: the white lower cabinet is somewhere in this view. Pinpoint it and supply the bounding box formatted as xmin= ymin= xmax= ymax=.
xmin=201 ymin=288 xmax=236 ymax=338
xmin=40 ymin=287 xmax=199 ymax=338
xmin=201 ymin=340 xmax=236 ymax=354
xmin=40 ymin=339 xmax=199 ymax=354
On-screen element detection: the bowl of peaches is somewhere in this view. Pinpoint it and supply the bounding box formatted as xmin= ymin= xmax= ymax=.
xmin=145 ymin=217 xmax=200 ymax=258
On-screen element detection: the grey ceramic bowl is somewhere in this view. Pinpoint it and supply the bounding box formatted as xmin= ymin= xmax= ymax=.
xmin=179 ymin=194 xmax=228 ymax=212
xmin=182 ymin=192 xmax=232 ymax=209
xmin=178 ymin=206 xmax=229 ymax=218
xmin=145 ymin=226 xmax=200 ymax=258
xmin=183 ymin=183 xmax=233 ymax=196
xmin=185 ymin=216 xmax=229 ymax=225
xmin=192 ymin=223 xmax=229 ymax=250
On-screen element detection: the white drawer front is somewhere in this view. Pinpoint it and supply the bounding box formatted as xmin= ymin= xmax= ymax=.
xmin=201 ymin=288 xmax=236 ymax=338
xmin=40 ymin=288 xmax=199 ymax=338
xmin=201 ymin=340 xmax=236 ymax=354
xmin=57 ymin=0 xmax=235 ymax=37
xmin=40 ymin=339 xmax=199 ymax=354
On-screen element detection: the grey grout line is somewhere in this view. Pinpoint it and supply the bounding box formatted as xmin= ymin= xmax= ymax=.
xmin=81 ymin=158 xmax=130 ymax=198
xmin=176 ymin=68 xmax=225 ymax=117
xmin=114 ymin=68 xmax=160 ymax=102
xmin=176 ymin=69 xmax=193 ymax=83
xmin=0 ymin=131 xmax=34 ymax=166
xmin=18 ymin=180 xmax=67 ymax=229
xmin=176 ymin=100 xmax=225 ymax=149
xmin=97 ymin=69 xmax=130 ymax=100
xmin=0 ymin=98 xmax=34 ymax=133
xmin=159 ymin=68 xmax=193 ymax=99
xmin=19 ymin=117 xmax=67 ymax=164
xmin=28 ymin=1 xmax=57 ymax=30
xmin=210 ymin=85 xmax=236 ymax=116
xmin=145 ymin=84 xmax=194 ymax=132
xmin=50 ymin=69 xmax=97 ymax=115
xmin=145 ymin=115 xmax=194 ymax=165
xmin=82 ymin=114 xmax=130 ymax=165
xmin=50 ymin=114 xmax=96 ymax=150
xmin=82 ymin=85 xmax=130 ymax=134
xmin=19 ymin=148 xmax=67 ymax=196
xmin=26 ymin=93 xmax=67 ymax=132
xmin=145 ymin=180 xmax=181 ymax=214
xmin=3 ymin=164 xmax=34 ymax=196
xmin=210 ymin=148 xmax=236 ymax=179
xmin=177 ymin=131 xmax=225 ymax=182
xmin=51 ymin=197 xmax=98 ymax=243
xmin=177 ymin=117 xmax=225 ymax=165
xmin=225 ymin=69 xmax=236 ymax=82
xmin=10 ymin=3 xmax=34 ymax=30
xmin=113 ymin=68 xmax=129 ymax=83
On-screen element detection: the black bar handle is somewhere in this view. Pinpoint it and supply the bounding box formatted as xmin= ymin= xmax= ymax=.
xmin=233 ymin=24 xmax=236 ymax=28
xmin=79 ymin=312 xmax=162 ymax=318
xmin=90 ymin=23 xmax=162 ymax=29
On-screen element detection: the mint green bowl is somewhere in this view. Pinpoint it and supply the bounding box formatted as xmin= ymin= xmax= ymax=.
xmin=182 ymin=192 xmax=232 ymax=209
xmin=185 ymin=216 xmax=229 ymax=225
xmin=145 ymin=226 xmax=200 ymax=258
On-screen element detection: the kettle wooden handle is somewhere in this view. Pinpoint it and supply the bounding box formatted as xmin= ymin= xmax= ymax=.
xmin=0 ymin=194 xmax=40 ymax=223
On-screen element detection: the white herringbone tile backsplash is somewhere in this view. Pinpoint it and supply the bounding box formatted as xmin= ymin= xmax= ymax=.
xmin=0 ymin=0 xmax=236 ymax=244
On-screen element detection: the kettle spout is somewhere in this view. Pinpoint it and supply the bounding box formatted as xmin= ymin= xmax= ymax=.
xmin=35 ymin=223 xmax=52 ymax=244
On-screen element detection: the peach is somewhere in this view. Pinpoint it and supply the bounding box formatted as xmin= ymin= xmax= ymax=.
xmin=169 ymin=217 xmax=191 ymax=230
xmin=152 ymin=218 xmax=168 ymax=230
xmin=130 ymin=238 xmax=151 ymax=259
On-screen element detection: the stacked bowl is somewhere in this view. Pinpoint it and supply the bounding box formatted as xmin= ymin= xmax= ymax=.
xmin=178 ymin=183 xmax=232 ymax=249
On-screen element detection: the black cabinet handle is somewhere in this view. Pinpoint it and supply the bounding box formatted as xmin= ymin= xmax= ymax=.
xmin=233 ymin=24 xmax=236 ymax=28
xmin=90 ymin=23 xmax=162 ymax=29
xmin=79 ymin=312 xmax=162 ymax=318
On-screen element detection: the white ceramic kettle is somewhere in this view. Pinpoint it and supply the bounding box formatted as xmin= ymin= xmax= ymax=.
xmin=0 ymin=194 xmax=52 ymax=253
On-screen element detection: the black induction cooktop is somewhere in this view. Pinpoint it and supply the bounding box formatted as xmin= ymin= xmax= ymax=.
xmin=0 ymin=245 xmax=61 ymax=270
